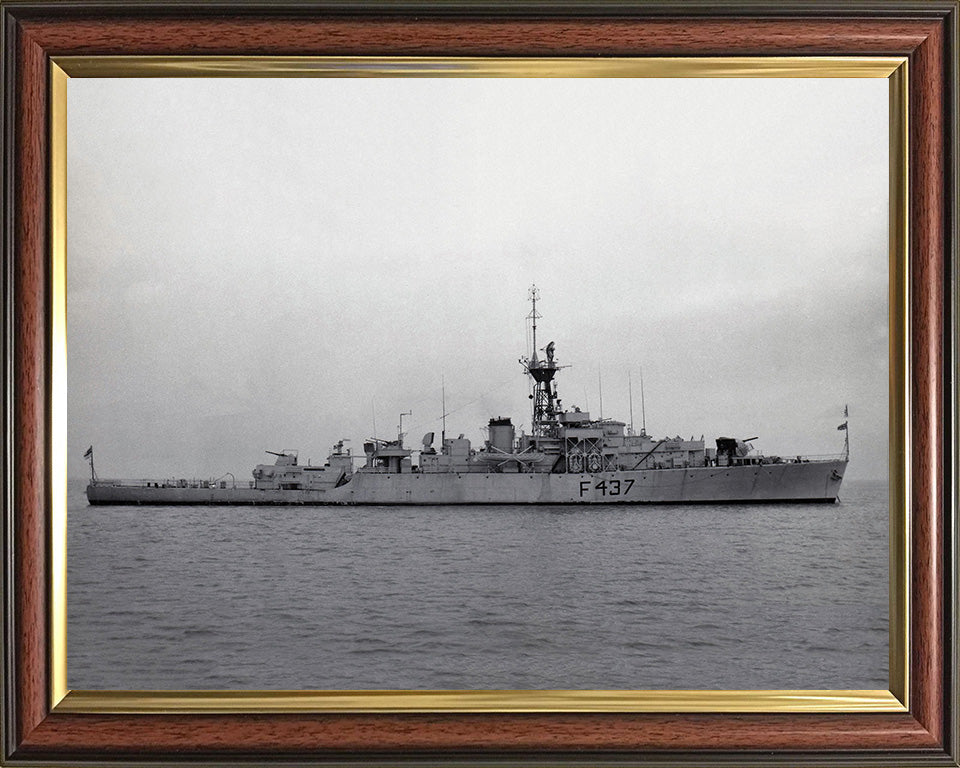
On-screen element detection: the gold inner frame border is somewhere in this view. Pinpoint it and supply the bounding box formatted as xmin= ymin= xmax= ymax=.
xmin=48 ymin=55 xmax=910 ymax=715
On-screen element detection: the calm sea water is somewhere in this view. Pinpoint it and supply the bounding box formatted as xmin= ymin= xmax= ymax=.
xmin=67 ymin=478 xmax=888 ymax=690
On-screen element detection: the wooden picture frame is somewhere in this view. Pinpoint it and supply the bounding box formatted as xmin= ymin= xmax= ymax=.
xmin=2 ymin=2 xmax=956 ymax=765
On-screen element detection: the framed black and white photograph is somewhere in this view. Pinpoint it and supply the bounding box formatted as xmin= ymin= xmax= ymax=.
xmin=2 ymin=3 xmax=956 ymax=766
xmin=65 ymin=67 xmax=893 ymax=695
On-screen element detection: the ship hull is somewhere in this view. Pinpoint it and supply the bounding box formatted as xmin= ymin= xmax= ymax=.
xmin=86 ymin=459 xmax=846 ymax=505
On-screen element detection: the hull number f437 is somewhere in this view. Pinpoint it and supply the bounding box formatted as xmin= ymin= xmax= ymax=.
xmin=579 ymin=478 xmax=635 ymax=497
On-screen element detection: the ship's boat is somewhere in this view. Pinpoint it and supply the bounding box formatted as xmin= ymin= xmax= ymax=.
xmin=86 ymin=287 xmax=848 ymax=506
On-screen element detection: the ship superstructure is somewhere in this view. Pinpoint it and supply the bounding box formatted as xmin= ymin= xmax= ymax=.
xmin=86 ymin=287 xmax=848 ymax=506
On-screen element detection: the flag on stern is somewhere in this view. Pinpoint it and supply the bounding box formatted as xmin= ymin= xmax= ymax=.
xmin=83 ymin=445 xmax=93 ymax=459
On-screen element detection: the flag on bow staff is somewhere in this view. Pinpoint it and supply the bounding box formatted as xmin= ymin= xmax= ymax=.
xmin=83 ymin=445 xmax=93 ymax=459
xmin=839 ymin=405 xmax=850 ymax=460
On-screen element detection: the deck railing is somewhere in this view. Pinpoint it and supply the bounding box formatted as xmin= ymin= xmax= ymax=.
xmin=90 ymin=478 xmax=255 ymax=489
xmin=786 ymin=453 xmax=848 ymax=462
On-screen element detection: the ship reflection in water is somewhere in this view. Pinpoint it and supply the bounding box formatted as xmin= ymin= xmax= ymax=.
xmin=85 ymin=286 xmax=849 ymax=506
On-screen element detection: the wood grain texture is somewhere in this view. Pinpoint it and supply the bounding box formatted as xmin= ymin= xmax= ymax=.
xmin=13 ymin=20 xmax=48 ymax=747
xmin=16 ymin=16 xmax=941 ymax=56
xmin=3 ymin=5 xmax=954 ymax=763
xmin=14 ymin=712 xmax=942 ymax=755
xmin=908 ymin=13 xmax=946 ymax=747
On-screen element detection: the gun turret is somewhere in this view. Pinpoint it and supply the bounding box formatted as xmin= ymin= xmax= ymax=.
xmin=265 ymin=450 xmax=298 ymax=466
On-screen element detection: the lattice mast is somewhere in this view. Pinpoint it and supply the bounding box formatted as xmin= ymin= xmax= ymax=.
xmin=520 ymin=285 xmax=562 ymax=438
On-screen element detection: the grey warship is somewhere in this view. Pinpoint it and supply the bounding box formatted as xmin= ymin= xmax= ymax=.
xmin=86 ymin=287 xmax=848 ymax=506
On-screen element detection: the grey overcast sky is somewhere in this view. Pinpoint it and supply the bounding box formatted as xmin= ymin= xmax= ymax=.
xmin=67 ymin=77 xmax=888 ymax=482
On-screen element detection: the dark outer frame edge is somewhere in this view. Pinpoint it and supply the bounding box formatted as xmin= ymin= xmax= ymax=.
xmin=0 ymin=0 xmax=957 ymax=20
xmin=1 ymin=4 xmax=18 ymax=765
xmin=1 ymin=2 xmax=958 ymax=766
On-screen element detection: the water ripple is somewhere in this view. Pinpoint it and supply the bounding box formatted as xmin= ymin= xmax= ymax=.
xmin=67 ymin=479 xmax=889 ymax=691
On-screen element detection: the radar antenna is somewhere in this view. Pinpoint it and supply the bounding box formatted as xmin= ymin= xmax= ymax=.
xmin=527 ymin=284 xmax=541 ymax=359
xmin=519 ymin=286 xmax=564 ymax=438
